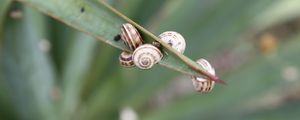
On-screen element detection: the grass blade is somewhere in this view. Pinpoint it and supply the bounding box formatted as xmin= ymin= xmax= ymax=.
xmin=0 ymin=0 xmax=11 ymax=37
xmin=2 ymin=6 xmax=58 ymax=120
xmin=21 ymin=0 xmax=224 ymax=83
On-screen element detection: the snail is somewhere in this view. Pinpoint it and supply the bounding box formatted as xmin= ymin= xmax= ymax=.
xmin=121 ymin=23 xmax=143 ymax=50
xmin=158 ymin=31 xmax=186 ymax=53
xmin=119 ymin=51 xmax=135 ymax=67
xmin=132 ymin=44 xmax=163 ymax=69
xmin=191 ymin=58 xmax=216 ymax=93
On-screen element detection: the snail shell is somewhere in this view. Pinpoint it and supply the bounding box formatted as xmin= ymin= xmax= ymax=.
xmin=132 ymin=44 xmax=163 ymax=69
xmin=121 ymin=23 xmax=143 ymax=50
xmin=158 ymin=31 xmax=186 ymax=53
xmin=119 ymin=51 xmax=135 ymax=67
xmin=191 ymin=58 xmax=216 ymax=93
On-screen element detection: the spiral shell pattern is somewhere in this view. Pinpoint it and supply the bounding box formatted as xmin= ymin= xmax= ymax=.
xmin=158 ymin=31 xmax=186 ymax=53
xmin=133 ymin=44 xmax=163 ymax=69
xmin=119 ymin=51 xmax=135 ymax=67
xmin=121 ymin=23 xmax=143 ymax=50
xmin=191 ymin=58 xmax=216 ymax=93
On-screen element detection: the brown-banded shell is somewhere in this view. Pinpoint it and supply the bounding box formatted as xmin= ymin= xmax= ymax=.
xmin=119 ymin=51 xmax=135 ymax=67
xmin=158 ymin=31 xmax=186 ymax=53
xmin=191 ymin=58 xmax=216 ymax=93
xmin=132 ymin=44 xmax=163 ymax=69
xmin=121 ymin=23 xmax=143 ymax=50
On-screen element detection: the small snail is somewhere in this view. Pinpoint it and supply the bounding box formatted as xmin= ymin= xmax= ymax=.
xmin=132 ymin=44 xmax=163 ymax=69
xmin=121 ymin=23 xmax=143 ymax=50
xmin=158 ymin=31 xmax=186 ymax=53
xmin=119 ymin=51 xmax=135 ymax=67
xmin=191 ymin=58 xmax=216 ymax=93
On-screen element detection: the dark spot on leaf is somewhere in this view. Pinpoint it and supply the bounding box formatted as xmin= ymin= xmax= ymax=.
xmin=80 ymin=7 xmax=85 ymax=13
xmin=114 ymin=34 xmax=121 ymax=41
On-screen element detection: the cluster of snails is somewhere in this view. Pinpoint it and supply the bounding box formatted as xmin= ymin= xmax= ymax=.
xmin=118 ymin=23 xmax=216 ymax=93
xmin=119 ymin=23 xmax=185 ymax=69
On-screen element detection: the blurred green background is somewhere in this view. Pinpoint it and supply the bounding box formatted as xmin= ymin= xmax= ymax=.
xmin=1 ymin=0 xmax=300 ymax=120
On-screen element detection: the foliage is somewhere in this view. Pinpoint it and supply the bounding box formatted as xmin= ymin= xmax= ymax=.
xmin=1 ymin=0 xmax=300 ymax=120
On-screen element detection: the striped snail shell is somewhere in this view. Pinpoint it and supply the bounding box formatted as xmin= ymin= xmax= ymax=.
xmin=191 ymin=58 xmax=216 ymax=93
xmin=158 ymin=31 xmax=186 ymax=53
xmin=132 ymin=44 xmax=163 ymax=69
xmin=119 ymin=51 xmax=135 ymax=67
xmin=121 ymin=23 xmax=143 ymax=50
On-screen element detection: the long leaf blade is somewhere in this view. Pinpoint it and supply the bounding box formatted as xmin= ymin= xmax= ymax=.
xmin=2 ymin=6 xmax=58 ymax=120
xmin=21 ymin=0 xmax=224 ymax=83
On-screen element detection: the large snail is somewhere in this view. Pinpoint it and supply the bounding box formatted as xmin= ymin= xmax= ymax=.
xmin=191 ymin=58 xmax=216 ymax=93
xmin=158 ymin=31 xmax=186 ymax=53
xmin=119 ymin=23 xmax=143 ymax=67
xmin=132 ymin=44 xmax=163 ymax=69
xmin=121 ymin=23 xmax=143 ymax=50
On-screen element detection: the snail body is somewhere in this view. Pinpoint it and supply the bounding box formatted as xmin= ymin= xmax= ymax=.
xmin=119 ymin=51 xmax=135 ymax=67
xmin=132 ymin=44 xmax=163 ymax=69
xmin=158 ymin=31 xmax=186 ymax=53
xmin=191 ymin=58 xmax=216 ymax=93
xmin=121 ymin=23 xmax=143 ymax=50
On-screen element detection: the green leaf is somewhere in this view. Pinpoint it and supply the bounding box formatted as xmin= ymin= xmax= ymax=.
xmin=0 ymin=0 xmax=11 ymax=18
xmin=0 ymin=0 xmax=11 ymax=23
xmin=0 ymin=0 xmax=11 ymax=36
xmin=0 ymin=67 xmax=16 ymax=119
xmin=47 ymin=18 xmax=78 ymax=74
xmin=142 ymin=32 xmax=300 ymax=120
xmin=239 ymin=102 xmax=300 ymax=120
xmin=82 ymin=70 xmax=123 ymax=120
xmin=2 ymin=6 xmax=58 ymax=120
xmin=150 ymin=0 xmax=275 ymax=58
xmin=61 ymin=33 xmax=97 ymax=119
xmin=117 ymin=0 xmax=280 ymax=110
xmin=253 ymin=0 xmax=300 ymax=31
xmin=79 ymin=44 xmax=118 ymax=101
xmin=21 ymin=0 xmax=223 ymax=83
